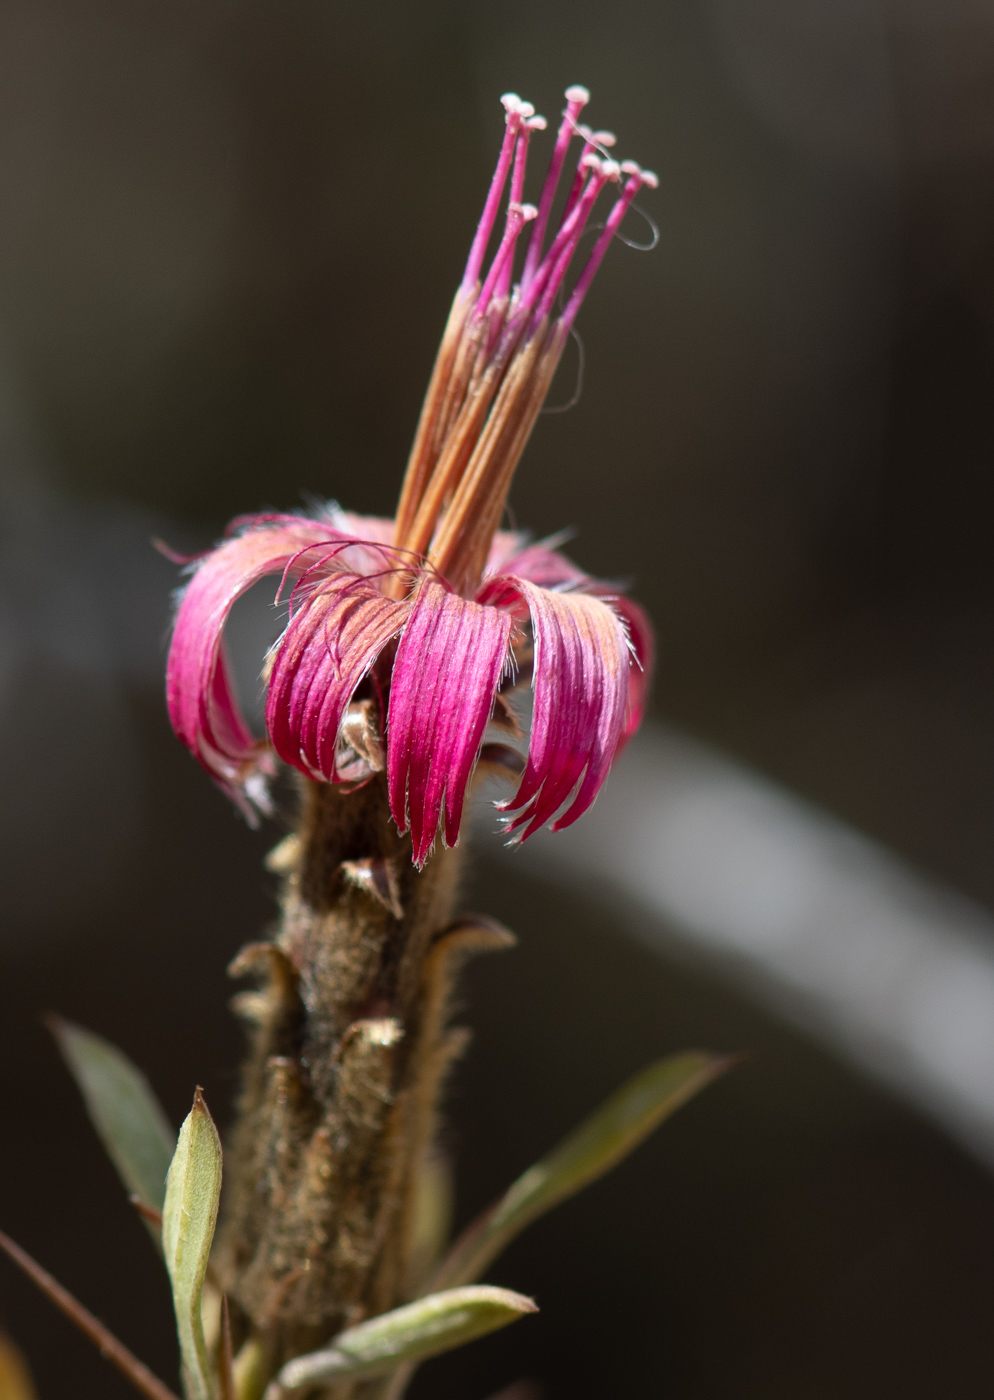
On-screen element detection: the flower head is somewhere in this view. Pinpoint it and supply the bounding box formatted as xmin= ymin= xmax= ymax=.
xmin=167 ymin=86 xmax=656 ymax=865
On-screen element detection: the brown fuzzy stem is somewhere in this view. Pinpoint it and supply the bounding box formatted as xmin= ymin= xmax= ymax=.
xmin=214 ymin=771 xmax=482 ymax=1378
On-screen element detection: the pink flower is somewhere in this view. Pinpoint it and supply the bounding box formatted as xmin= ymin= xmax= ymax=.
xmin=167 ymin=87 xmax=656 ymax=865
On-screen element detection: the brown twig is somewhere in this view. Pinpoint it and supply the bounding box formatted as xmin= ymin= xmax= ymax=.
xmin=0 ymin=1229 xmax=181 ymax=1400
xmin=218 ymin=1295 xmax=235 ymax=1400
xmin=128 ymin=1195 xmax=164 ymax=1230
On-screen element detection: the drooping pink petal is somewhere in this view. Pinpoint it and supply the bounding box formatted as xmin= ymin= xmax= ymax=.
xmin=488 ymin=538 xmax=654 ymax=745
xmin=595 ymin=592 xmax=654 ymax=745
xmin=387 ymin=579 xmax=512 ymax=866
xmin=266 ymin=567 xmax=408 ymax=782
xmin=479 ymin=576 xmax=631 ymax=839
xmin=166 ymin=515 xmax=352 ymax=810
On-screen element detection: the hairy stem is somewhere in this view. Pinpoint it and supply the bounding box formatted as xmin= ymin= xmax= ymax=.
xmin=215 ymin=774 xmax=472 ymax=1376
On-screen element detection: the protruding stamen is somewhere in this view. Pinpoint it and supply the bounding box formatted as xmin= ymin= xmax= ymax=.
xmin=492 ymin=115 xmax=540 ymax=304
xmin=561 ymin=126 xmax=608 ymax=224
xmin=531 ymin=160 xmax=621 ymax=326
xmin=396 ymin=85 xmax=658 ymax=600
xmin=559 ymin=168 xmax=653 ymax=334
xmin=498 ymin=156 xmax=606 ymax=350
xmin=475 ymin=203 xmax=537 ymax=319
xmin=462 ymin=97 xmax=526 ymax=294
xmin=520 ymin=83 xmax=591 ymax=289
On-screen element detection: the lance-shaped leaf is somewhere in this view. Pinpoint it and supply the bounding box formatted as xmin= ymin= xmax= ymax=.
xmin=432 ymin=1051 xmax=734 ymax=1290
xmin=163 ymin=1089 xmax=222 ymax=1400
xmin=271 ymin=1287 xmax=536 ymax=1393
xmin=48 ymin=1017 xmax=176 ymax=1221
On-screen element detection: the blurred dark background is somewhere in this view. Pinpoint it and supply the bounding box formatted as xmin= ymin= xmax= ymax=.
xmin=2 ymin=0 xmax=994 ymax=1395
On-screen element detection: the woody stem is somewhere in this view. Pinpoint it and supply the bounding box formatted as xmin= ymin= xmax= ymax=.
xmin=214 ymin=775 xmax=469 ymax=1381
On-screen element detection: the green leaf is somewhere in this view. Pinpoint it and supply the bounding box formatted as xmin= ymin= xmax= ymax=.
xmin=163 ymin=1089 xmax=222 ymax=1400
xmin=432 ymin=1051 xmax=734 ymax=1290
xmin=49 ymin=1017 xmax=176 ymax=1218
xmin=273 ymin=1287 xmax=537 ymax=1392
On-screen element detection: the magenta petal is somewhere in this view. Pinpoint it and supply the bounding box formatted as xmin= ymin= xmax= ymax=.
xmin=484 ymin=529 xmax=530 ymax=575
xmin=480 ymin=576 xmax=632 ymax=840
xmin=387 ymin=580 xmax=511 ymax=866
xmin=600 ymin=592 xmax=654 ymax=746
xmin=485 ymin=533 xmax=588 ymax=589
xmin=166 ymin=516 xmax=347 ymax=810
xmin=497 ymin=544 xmax=588 ymax=590
xmin=266 ymin=569 xmax=408 ymax=781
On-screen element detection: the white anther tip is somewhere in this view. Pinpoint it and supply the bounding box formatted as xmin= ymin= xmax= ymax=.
xmin=593 ymin=130 xmax=617 ymax=147
xmin=565 ymin=84 xmax=591 ymax=104
xmin=527 ymin=115 xmax=548 ymax=130
xmin=576 ymin=123 xmax=592 ymax=141
xmin=601 ymin=159 xmax=622 ymax=181
xmin=518 ymin=100 xmax=535 ymax=119
xmin=500 ymin=92 xmax=521 ymax=112
xmin=520 ymin=203 xmax=538 ymax=220
xmin=640 ymin=168 xmax=659 ymax=188
xmin=620 ymin=159 xmax=642 ymax=175
xmin=581 ymin=151 xmax=603 ymax=171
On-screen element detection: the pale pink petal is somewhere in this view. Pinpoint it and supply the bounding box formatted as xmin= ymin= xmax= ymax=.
xmin=598 ymin=592 xmax=654 ymax=745
xmin=166 ymin=515 xmax=351 ymax=810
xmin=266 ymin=568 xmax=408 ymax=781
xmin=479 ymin=576 xmax=631 ymax=839
xmin=485 ymin=529 xmax=530 ymax=574
xmin=320 ymin=505 xmax=404 ymax=576
xmin=388 ymin=579 xmax=512 ymax=866
xmin=487 ymin=536 xmax=589 ymax=589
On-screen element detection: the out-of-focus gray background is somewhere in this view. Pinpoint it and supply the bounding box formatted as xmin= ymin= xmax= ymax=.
xmin=3 ymin=1 xmax=994 ymax=1396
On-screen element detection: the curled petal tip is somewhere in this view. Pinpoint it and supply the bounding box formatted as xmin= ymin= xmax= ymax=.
xmin=478 ymin=575 xmax=635 ymax=841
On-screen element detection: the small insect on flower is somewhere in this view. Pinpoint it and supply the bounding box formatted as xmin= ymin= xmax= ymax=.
xmin=167 ymin=85 xmax=656 ymax=866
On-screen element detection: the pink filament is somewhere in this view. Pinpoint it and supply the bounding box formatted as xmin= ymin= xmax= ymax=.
xmin=520 ymin=87 xmax=590 ymax=289
xmin=475 ymin=202 xmax=535 ymax=320
xmin=461 ymin=101 xmax=523 ymax=295
xmin=559 ymin=171 xmax=647 ymax=334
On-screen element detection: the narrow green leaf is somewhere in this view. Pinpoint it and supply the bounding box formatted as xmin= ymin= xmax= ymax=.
xmin=163 ymin=1089 xmax=222 ymax=1400
xmin=273 ymin=1287 xmax=537 ymax=1392
xmin=432 ymin=1050 xmax=734 ymax=1290
xmin=48 ymin=1017 xmax=176 ymax=1217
